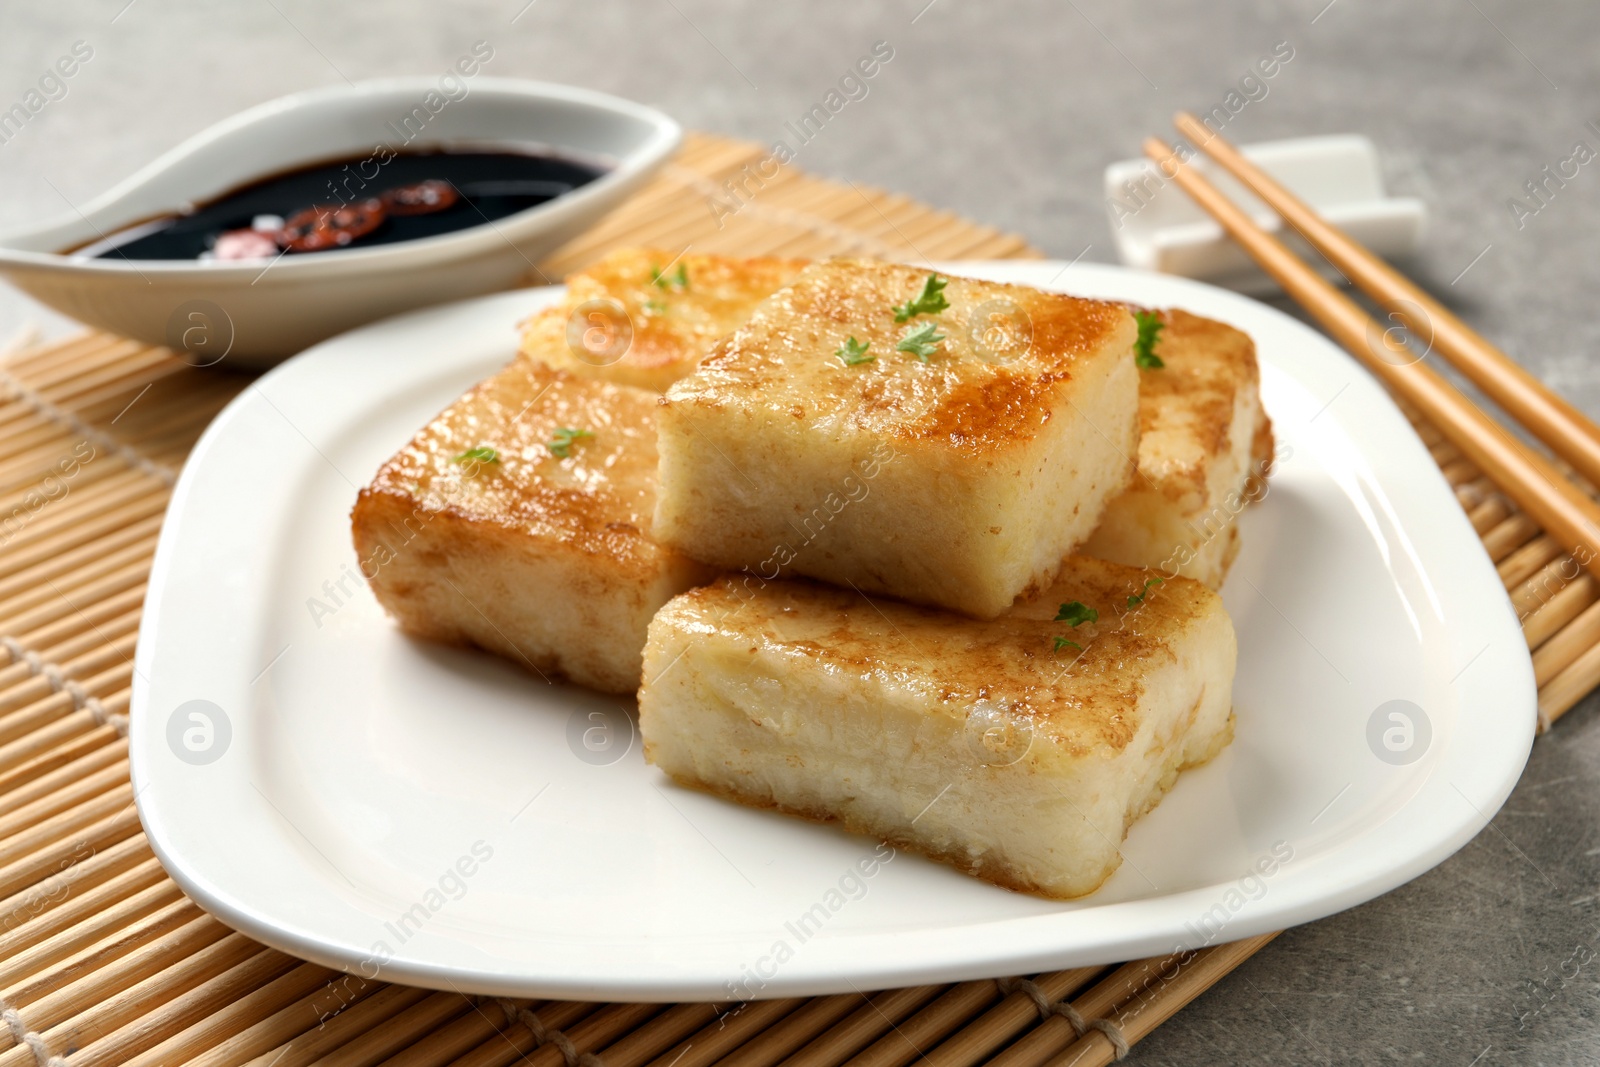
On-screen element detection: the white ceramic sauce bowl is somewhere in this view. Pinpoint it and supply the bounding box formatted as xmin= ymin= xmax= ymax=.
xmin=0 ymin=77 xmax=681 ymax=368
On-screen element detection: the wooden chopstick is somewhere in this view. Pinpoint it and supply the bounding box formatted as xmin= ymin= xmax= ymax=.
xmin=1171 ymin=110 xmax=1600 ymax=489
xmin=1142 ymin=136 xmax=1600 ymax=584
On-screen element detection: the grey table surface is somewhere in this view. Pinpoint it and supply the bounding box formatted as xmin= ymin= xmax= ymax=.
xmin=4 ymin=1 xmax=1599 ymax=1062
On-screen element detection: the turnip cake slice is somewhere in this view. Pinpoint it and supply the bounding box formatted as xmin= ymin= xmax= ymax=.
xmin=352 ymin=360 xmax=715 ymax=694
xmin=1081 ymin=308 xmax=1276 ymax=588
xmin=520 ymin=248 xmax=809 ymax=393
xmin=638 ymin=555 xmax=1236 ymax=899
xmin=653 ymin=259 xmax=1140 ymax=619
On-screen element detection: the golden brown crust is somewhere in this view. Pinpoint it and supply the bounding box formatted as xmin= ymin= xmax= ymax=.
xmin=1130 ymin=307 xmax=1267 ymax=502
xmin=673 ymin=556 xmax=1222 ymax=758
xmin=1250 ymin=399 xmax=1277 ymax=477
xmin=359 ymin=360 xmax=676 ymax=580
xmin=905 ymin=371 xmax=1063 ymax=447
xmin=519 ymin=248 xmax=809 ymax=392
xmin=669 ymin=259 xmax=1136 ymax=453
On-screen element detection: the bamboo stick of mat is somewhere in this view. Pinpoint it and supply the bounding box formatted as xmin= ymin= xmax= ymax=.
xmin=0 ymin=744 xmax=126 ymax=821
xmin=1042 ymin=934 xmax=1278 ymax=1067
xmin=1171 ymin=111 xmax=1600 ymax=489
xmin=918 ymin=968 xmax=1103 ymax=1067
xmin=229 ymin=984 xmax=435 ymax=1067
xmin=1143 ymin=135 xmax=1600 ymax=586
xmin=771 ymin=986 xmax=945 ymax=1067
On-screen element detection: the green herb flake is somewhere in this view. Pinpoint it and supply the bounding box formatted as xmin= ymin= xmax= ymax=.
xmin=651 ymin=262 xmax=689 ymax=291
xmin=1134 ymin=310 xmax=1165 ymax=369
xmin=836 ymin=336 xmax=874 ymax=366
xmin=897 ymin=321 xmax=947 ymax=361
xmin=1054 ymin=600 xmax=1098 ymax=627
xmin=1126 ymin=576 xmax=1164 ymax=608
xmin=453 ymin=446 xmax=499 ymax=466
xmin=1053 ymin=636 xmax=1082 ymax=653
xmin=546 ymin=427 xmax=593 ymax=459
xmin=892 ymin=272 xmax=950 ymax=323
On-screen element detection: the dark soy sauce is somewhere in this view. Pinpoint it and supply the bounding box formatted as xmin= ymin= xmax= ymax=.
xmin=83 ymin=148 xmax=606 ymax=261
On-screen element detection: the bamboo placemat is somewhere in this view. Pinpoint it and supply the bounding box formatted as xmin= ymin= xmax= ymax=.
xmin=0 ymin=131 xmax=1585 ymax=1067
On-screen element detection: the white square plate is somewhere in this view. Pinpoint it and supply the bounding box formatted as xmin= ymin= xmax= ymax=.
xmin=130 ymin=261 xmax=1535 ymax=1001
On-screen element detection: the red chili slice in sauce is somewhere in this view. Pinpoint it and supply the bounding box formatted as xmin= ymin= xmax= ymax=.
xmin=279 ymin=199 xmax=386 ymax=252
xmin=381 ymin=180 xmax=459 ymax=216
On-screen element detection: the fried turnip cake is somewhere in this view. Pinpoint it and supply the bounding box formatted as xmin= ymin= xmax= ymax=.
xmin=638 ymin=555 xmax=1235 ymax=899
xmin=653 ymin=260 xmax=1140 ymax=619
xmin=519 ymin=248 xmax=809 ymax=393
xmin=352 ymin=360 xmax=715 ymax=694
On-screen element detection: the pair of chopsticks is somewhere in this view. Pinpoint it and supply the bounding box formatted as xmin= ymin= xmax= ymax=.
xmin=1144 ymin=116 xmax=1600 ymax=583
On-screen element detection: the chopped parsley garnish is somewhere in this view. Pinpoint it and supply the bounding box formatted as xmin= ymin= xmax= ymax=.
xmin=1055 ymin=601 xmax=1098 ymax=627
xmin=1127 ymin=576 xmax=1164 ymax=608
xmin=1053 ymin=636 xmax=1082 ymax=653
xmin=1134 ymin=310 xmax=1165 ymax=369
xmin=651 ymin=263 xmax=689 ymax=291
xmin=643 ymin=298 xmax=667 ymax=313
xmin=897 ymin=321 xmax=946 ymax=361
xmin=546 ymin=427 xmax=593 ymax=458
xmin=453 ymin=446 xmax=499 ymax=466
xmin=892 ymin=273 xmax=950 ymax=322
xmin=836 ymin=336 xmax=874 ymax=365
